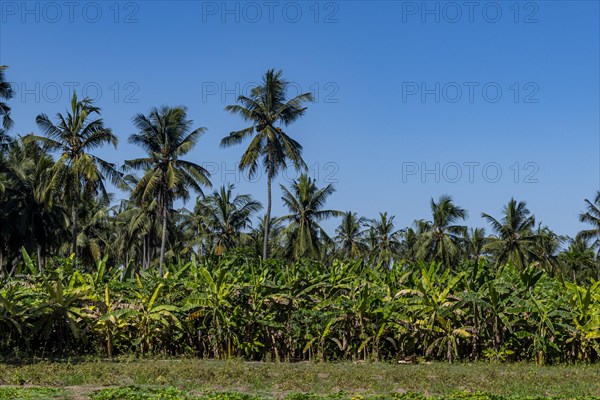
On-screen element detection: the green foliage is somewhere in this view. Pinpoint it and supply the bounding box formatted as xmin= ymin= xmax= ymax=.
xmin=91 ymin=386 xmax=194 ymax=400
xmin=0 ymin=255 xmax=599 ymax=363
xmin=0 ymin=387 xmax=63 ymax=399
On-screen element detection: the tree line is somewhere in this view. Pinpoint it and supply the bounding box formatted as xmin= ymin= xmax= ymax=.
xmin=1 ymin=66 xmax=600 ymax=282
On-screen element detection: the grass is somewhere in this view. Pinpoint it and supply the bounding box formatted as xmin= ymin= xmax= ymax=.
xmin=0 ymin=360 xmax=599 ymax=399
xmin=0 ymin=387 xmax=65 ymax=399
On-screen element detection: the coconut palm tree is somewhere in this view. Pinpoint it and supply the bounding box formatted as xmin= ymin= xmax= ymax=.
xmin=335 ymin=211 xmax=368 ymax=259
xmin=559 ymin=236 xmax=597 ymax=281
xmin=221 ymin=69 xmax=313 ymax=260
xmin=578 ymin=191 xmax=600 ymax=279
xmin=416 ymin=195 xmax=468 ymax=267
xmin=32 ymin=93 xmax=121 ymax=260
xmin=0 ymin=66 xmax=14 ymax=130
xmin=246 ymin=215 xmax=285 ymax=258
xmin=194 ymin=184 xmax=262 ymax=255
xmin=4 ymin=137 xmax=68 ymax=270
xmin=482 ymin=198 xmax=538 ymax=269
xmin=463 ymin=227 xmax=488 ymax=266
xmin=367 ymin=212 xmax=403 ymax=267
xmin=120 ymin=199 xmax=159 ymax=270
xmin=532 ymin=225 xmax=565 ymax=276
xmin=279 ymin=174 xmax=341 ymax=260
xmin=125 ymin=106 xmax=212 ymax=273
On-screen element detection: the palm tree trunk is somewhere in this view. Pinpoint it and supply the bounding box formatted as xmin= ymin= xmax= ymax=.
xmin=159 ymin=205 xmax=168 ymax=275
xmin=471 ymin=303 xmax=479 ymax=360
xmin=37 ymin=244 xmax=43 ymax=272
xmin=142 ymin=235 xmax=147 ymax=270
xmin=72 ymin=174 xmax=80 ymax=263
xmin=263 ymin=173 xmax=272 ymax=260
xmin=71 ymin=200 xmax=78 ymax=259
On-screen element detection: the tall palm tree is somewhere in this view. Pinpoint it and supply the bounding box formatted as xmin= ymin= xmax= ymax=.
xmin=335 ymin=211 xmax=368 ymax=259
xmin=195 ymin=184 xmax=262 ymax=255
xmin=221 ymin=69 xmax=313 ymax=260
xmin=125 ymin=106 xmax=212 ymax=273
xmin=279 ymin=174 xmax=341 ymax=260
xmin=578 ymin=191 xmax=600 ymax=279
xmin=416 ymin=195 xmax=468 ymax=267
xmin=481 ymin=198 xmax=537 ymax=269
xmin=32 ymin=93 xmax=120 ymax=259
xmin=0 ymin=66 xmax=14 ymax=130
xmin=367 ymin=212 xmax=403 ymax=267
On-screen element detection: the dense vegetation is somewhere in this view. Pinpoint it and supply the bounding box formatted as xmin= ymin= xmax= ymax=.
xmin=0 ymin=255 xmax=599 ymax=363
xmin=1 ymin=66 xmax=600 ymax=364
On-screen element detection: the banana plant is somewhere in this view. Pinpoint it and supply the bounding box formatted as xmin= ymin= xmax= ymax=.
xmin=29 ymin=274 xmax=93 ymax=352
xmin=95 ymin=286 xmax=136 ymax=357
xmin=398 ymin=263 xmax=467 ymax=362
xmin=564 ymin=280 xmax=600 ymax=361
xmin=129 ymin=277 xmax=182 ymax=354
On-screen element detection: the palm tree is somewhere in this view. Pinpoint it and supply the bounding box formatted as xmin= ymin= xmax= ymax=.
xmin=279 ymin=174 xmax=341 ymax=260
xmin=195 ymin=184 xmax=262 ymax=255
xmin=118 ymin=198 xmax=159 ymax=270
xmin=578 ymin=191 xmax=600 ymax=279
xmin=247 ymin=215 xmax=285 ymax=258
xmin=532 ymin=225 xmax=565 ymax=276
xmin=481 ymin=198 xmax=537 ymax=269
xmin=367 ymin=212 xmax=402 ymax=267
xmin=221 ymin=69 xmax=314 ymax=260
xmin=559 ymin=236 xmax=597 ymax=281
xmin=335 ymin=211 xmax=368 ymax=259
xmin=5 ymin=137 xmax=68 ymax=271
xmin=399 ymin=226 xmax=420 ymax=262
xmin=32 ymin=93 xmax=121 ymax=260
xmin=125 ymin=106 xmax=212 ymax=273
xmin=0 ymin=66 xmax=14 ymax=130
xmin=463 ymin=227 xmax=488 ymax=266
xmin=416 ymin=195 xmax=468 ymax=267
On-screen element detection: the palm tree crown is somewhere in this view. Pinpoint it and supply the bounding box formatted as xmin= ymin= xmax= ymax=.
xmin=482 ymin=198 xmax=537 ymax=269
xmin=195 ymin=184 xmax=262 ymax=256
xmin=416 ymin=195 xmax=468 ymax=266
xmin=280 ymin=174 xmax=341 ymax=260
xmin=0 ymin=66 xmax=14 ymax=130
xmin=335 ymin=211 xmax=368 ymax=259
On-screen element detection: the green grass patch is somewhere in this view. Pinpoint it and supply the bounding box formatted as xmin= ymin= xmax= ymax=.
xmin=0 ymin=387 xmax=65 ymax=399
xmin=89 ymin=387 xmax=600 ymax=400
xmin=1 ymin=360 xmax=599 ymax=398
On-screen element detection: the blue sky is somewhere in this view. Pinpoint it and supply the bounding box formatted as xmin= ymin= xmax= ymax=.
xmin=1 ymin=1 xmax=598 ymax=236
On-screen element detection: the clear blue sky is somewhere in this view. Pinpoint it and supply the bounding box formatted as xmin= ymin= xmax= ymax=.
xmin=1 ymin=1 xmax=598 ymax=237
